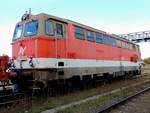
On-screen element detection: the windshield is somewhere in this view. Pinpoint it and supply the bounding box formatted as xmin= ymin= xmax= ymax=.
xmin=24 ymin=20 xmax=38 ymax=36
xmin=13 ymin=25 xmax=23 ymax=40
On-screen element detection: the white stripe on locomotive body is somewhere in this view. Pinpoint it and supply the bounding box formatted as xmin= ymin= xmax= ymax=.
xmin=14 ymin=58 xmax=140 ymax=69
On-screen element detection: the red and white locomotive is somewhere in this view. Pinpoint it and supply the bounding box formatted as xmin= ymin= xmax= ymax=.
xmin=11 ymin=12 xmax=141 ymax=89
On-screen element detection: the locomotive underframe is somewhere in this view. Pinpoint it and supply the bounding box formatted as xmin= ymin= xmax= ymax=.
xmin=13 ymin=65 xmax=140 ymax=90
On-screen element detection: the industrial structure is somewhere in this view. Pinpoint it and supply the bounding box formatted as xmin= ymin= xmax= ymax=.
xmin=120 ymin=30 xmax=150 ymax=43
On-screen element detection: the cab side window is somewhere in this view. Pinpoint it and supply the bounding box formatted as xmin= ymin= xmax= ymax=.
xmin=56 ymin=23 xmax=63 ymax=37
xmin=45 ymin=20 xmax=66 ymax=38
xmin=45 ymin=21 xmax=54 ymax=35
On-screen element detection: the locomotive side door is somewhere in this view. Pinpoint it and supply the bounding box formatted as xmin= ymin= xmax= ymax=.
xmin=54 ymin=22 xmax=67 ymax=59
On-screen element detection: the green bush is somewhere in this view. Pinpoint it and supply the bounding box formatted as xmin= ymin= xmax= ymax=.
xmin=144 ymin=57 xmax=150 ymax=64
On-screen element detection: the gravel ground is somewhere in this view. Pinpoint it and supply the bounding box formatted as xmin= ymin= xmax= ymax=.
xmin=110 ymin=90 xmax=150 ymax=113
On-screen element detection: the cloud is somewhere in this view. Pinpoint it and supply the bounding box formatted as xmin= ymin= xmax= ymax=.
xmin=138 ymin=42 xmax=150 ymax=59
xmin=0 ymin=24 xmax=15 ymax=56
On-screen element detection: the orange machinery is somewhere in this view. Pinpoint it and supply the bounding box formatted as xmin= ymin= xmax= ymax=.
xmin=0 ymin=55 xmax=18 ymax=93
xmin=0 ymin=55 xmax=9 ymax=82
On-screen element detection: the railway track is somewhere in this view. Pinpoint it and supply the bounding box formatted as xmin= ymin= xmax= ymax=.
xmin=0 ymin=74 xmax=150 ymax=113
xmin=96 ymin=86 xmax=150 ymax=113
xmin=0 ymin=92 xmax=34 ymax=107
xmin=42 ymin=78 xmax=150 ymax=113
xmin=0 ymin=93 xmax=24 ymax=106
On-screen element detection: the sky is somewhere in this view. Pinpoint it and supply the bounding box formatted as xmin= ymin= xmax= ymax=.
xmin=0 ymin=0 xmax=150 ymax=58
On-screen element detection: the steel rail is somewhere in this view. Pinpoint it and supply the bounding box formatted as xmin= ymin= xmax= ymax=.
xmin=0 ymin=93 xmax=25 ymax=106
xmin=96 ymin=86 xmax=150 ymax=113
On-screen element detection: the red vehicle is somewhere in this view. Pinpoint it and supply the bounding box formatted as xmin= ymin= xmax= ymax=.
xmin=11 ymin=12 xmax=141 ymax=90
xmin=0 ymin=55 xmax=9 ymax=82
xmin=0 ymin=55 xmax=16 ymax=93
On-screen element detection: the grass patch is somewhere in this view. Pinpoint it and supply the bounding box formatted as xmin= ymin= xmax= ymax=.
xmin=57 ymin=82 xmax=150 ymax=113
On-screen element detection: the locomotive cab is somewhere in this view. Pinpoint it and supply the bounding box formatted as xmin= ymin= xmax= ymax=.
xmin=12 ymin=13 xmax=67 ymax=68
xmin=12 ymin=13 xmax=69 ymax=90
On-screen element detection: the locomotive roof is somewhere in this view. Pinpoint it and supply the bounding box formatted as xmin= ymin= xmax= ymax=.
xmin=36 ymin=13 xmax=106 ymax=34
xmin=20 ymin=13 xmax=139 ymax=46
